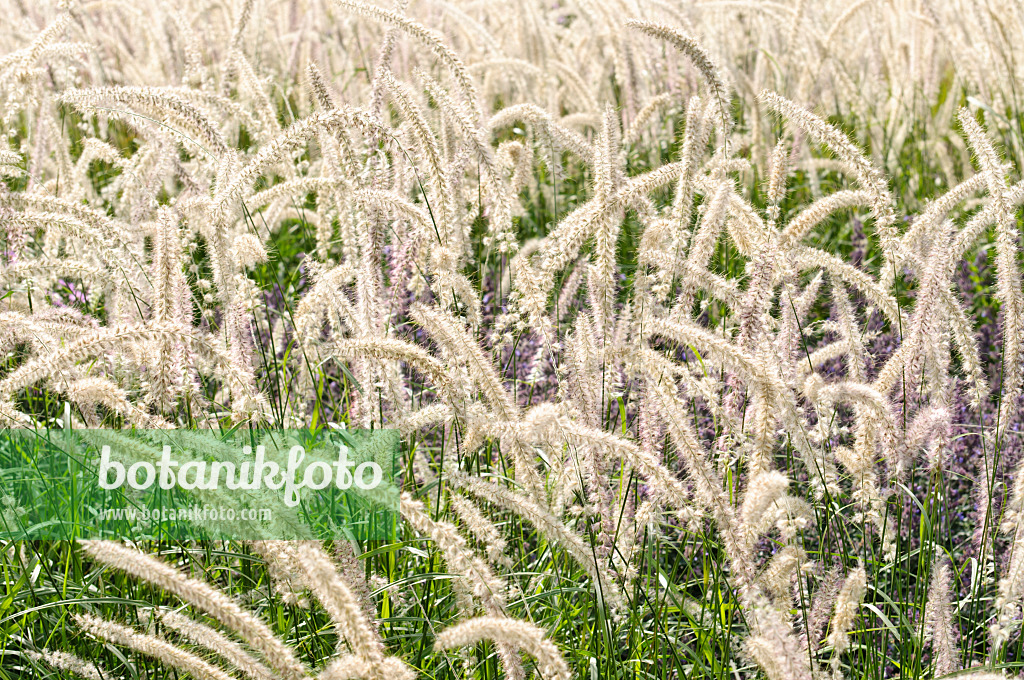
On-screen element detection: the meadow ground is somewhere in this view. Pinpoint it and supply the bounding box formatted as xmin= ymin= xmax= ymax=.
xmin=2 ymin=1 xmax=1024 ymax=679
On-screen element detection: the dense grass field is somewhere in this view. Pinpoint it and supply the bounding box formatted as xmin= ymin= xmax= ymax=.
xmin=4 ymin=1 xmax=1024 ymax=679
